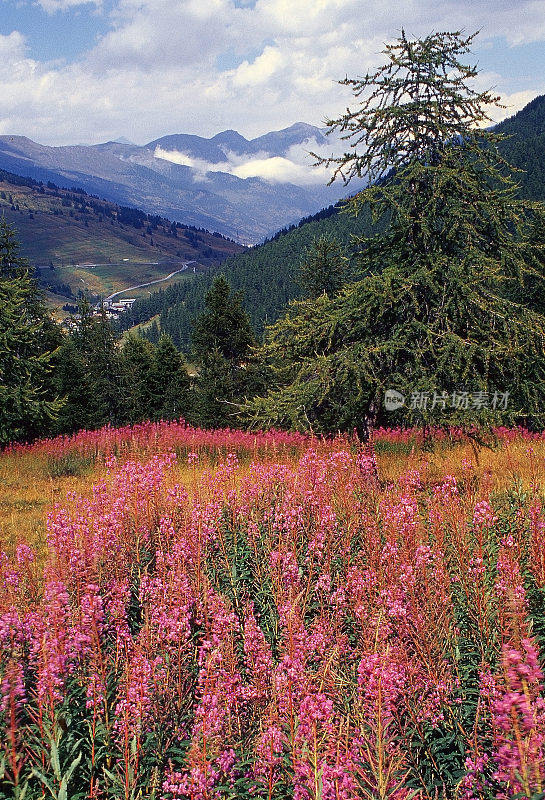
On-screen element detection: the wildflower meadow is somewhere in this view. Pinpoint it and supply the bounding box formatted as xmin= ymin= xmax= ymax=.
xmin=1 ymin=421 xmax=545 ymax=799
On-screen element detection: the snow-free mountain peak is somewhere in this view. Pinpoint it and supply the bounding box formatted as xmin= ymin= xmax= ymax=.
xmin=0 ymin=123 xmax=357 ymax=242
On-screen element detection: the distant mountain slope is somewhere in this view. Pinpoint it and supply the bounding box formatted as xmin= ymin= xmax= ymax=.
xmin=0 ymin=168 xmax=243 ymax=302
xmin=119 ymin=201 xmax=380 ymax=348
xmin=120 ymin=95 xmax=545 ymax=349
xmin=496 ymin=94 xmax=545 ymax=201
xmin=0 ymin=124 xmax=360 ymax=243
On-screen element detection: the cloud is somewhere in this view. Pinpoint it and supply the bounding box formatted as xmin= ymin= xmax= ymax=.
xmin=154 ymin=139 xmax=334 ymax=185
xmin=231 ymin=46 xmax=284 ymax=87
xmin=490 ymin=89 xmax=544 ymax=122
xmin=0 ymin=30 xmax=27 ymax=62
xmin=230 ymin=154 xmax=329 ymax=183
xmin=89 ymin=0 xmax=249 ymax=71
xmin=154 ymin=146 xmax=225 ymax=175
xmin=36 ymin=0 xmax=102 ymax=13
xmin=0 ymin=0 xmax=544 ymax=146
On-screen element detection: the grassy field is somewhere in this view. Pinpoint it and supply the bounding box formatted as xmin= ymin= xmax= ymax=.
xmin=1 ymin=425 xmax=544 ymax=561
xmin=1 ymin=183 xmax=180 ymax=266
xmin=54 ymin=259 xmax=197 ymax=299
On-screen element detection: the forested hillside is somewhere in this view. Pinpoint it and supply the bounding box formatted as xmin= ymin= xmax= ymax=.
xmin=497 ymin=94 xmax=545 ymax=199
xmin=120 ymin=94 xmax=545 ymax=347
xmin=120 ymin=202 xmax=382 ymax=345
xmin=0 ymin=167 xmax=243 ymax=304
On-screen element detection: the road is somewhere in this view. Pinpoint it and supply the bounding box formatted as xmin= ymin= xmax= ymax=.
xmin=104 ymin=261 xmax=196 ymax=302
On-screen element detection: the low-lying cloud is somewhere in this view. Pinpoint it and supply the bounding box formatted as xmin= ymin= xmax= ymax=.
xmin=154 ymin=141 xmax=333 ymax=185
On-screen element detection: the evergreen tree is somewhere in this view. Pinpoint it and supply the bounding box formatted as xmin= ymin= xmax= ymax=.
xmin=52 ymin=335 xmax=88 ymax=433
xmin=192 ymin=275 xmax=254 ymax=363
xmin=0 ymin=219 xmax=61 ymax=444
xmin=191 ymin=276 xmax=256 ymax=428
xmin=55 ymin=299 xmax=121 ymax=432
xmin=299 ymin=236 xmax=347 ymax=298
xmin=146 ymin=319 xmax=160 ymax=345
xmin=150 ymin=334 xmax=191 ymax=421
xmin=119 ymin=334 xmax=155 ymax=423
xmin=248 ymin=31 xmax=545 ymax=436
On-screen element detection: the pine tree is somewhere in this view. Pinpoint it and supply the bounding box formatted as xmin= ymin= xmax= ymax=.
xmin=192 ymin=275 xmax=254 ymax=363
xmin=299 ymin=236 xmax=347 ymax=299
xmin=147 ymin=319 xmax=160 ymax=345
xmin=248 ymin=31 xmax=545 ymax=436
xmin=55 ymin=299 xmax=121 ymax=432
xmin=120 ymin=334 xmax=155 ymax=423
xmin=0 ymin=219 xmax=61 ymax=444
xmin=150 ymin=334 xmax=190 ymax=421
xmin=192 ymin=276 xmax=256 ymax=428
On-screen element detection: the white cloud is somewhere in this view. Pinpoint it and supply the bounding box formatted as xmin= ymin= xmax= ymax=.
xmin=229 ymin=154 xmax=328 ymax=183
xmin=0 ymin=30 xmax=26 ymax=60
xmin=232 ymin=46 xmax=284 ymax=87
xmin=489 ymin=89 xmax=543 ymax=122
xmin=36 ymin=0 xmax=102 ymax=12
xmin=154 ymin=139 xmax=334 ymax=185
xmin=154 ymin=146 xmax=225 ymax=175
xmin=0 ymin=0 xmax=544 ymax=146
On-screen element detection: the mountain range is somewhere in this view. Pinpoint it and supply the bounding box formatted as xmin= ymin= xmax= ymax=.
xmin=0 ymin=124 xmax=358 ymax=243
xmin=3 ymin=93 xmax=544 ymax=326
xmin=118 ymin=93 xmax=545 ymax=347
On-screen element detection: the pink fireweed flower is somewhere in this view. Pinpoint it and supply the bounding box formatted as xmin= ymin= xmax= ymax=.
xmin=254 ymin=722 xmax=287 ymax=782
xmin=458 ymin=753 xmax=490 ymax=800
xmin=0 ymin=658 xmax=26 ymax=714
xmin=472 ymin=500 xmax=498 ymax=530
xmin=433 ymin=474 xmax=459 ymax=501
xmin=491 ymin=638 xmax=545 ymax=798
xmin=28 ymin=580 xmax=74 ymax=711
xmin=104 ymin=579 xmax=132 ymax=650
xmin=242 ymin=603 xmax=273 ymax=701
xmin=114 ymin=650 xmax=158 ymax=739
xmin=73 ymin=583 xmax=104 ymax=656
xmin=356 ymin=446 xmax=379 ymax=488
xmin=496 ymin=539 xmax=529 ymax=637
xmin=357 ymin=649 xmax=407 ymax=722
xmin=296 ymin=692 xmax=334 ymax=740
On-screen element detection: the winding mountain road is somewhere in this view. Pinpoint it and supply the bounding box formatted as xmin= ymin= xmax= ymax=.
xmin=104 ymin=261 xmax=197 ymax=302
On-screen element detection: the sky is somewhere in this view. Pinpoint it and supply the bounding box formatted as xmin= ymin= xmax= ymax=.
xmin=0 ymin=0 xmax=544 ymax=146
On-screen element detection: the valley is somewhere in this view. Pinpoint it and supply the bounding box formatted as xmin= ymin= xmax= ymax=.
xmin=2 ymin=22 xmax=545 ymax=800
xmin=0 ymin=124 xmax=363 ymax=242
xmin=0 ymin=169 xmax=244 ymax=313
xmin=117 ymin=94 xmax=545 ymax=347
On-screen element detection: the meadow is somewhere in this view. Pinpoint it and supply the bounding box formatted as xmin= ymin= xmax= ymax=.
xmin=1 ymin=421 xmax=545 ymax=799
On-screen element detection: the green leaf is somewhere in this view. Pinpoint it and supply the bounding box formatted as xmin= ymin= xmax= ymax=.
xmin=50 ymin=738 xmax=61 ymax=781
xmin=31 ymin=768 xmax=56 ymax=798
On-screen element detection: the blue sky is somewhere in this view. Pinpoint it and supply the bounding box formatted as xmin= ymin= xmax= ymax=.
xmin=0 ymin=0 xmax=544 ymax=145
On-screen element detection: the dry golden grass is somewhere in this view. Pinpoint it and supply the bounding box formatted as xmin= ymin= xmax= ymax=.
xmin=378 ymin=437 xmax=545 ymax=494
xmin=2 ymin=434 xmax=544 ymax=564
xmin=0 ymin=450 xmax=245 ymax=560
xmin=0 ymin=452 xmax=104 ymax=557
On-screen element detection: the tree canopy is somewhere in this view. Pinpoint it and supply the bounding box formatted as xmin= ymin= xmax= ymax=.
xmin=191 ymin=276 xmax=261 ymax=428
xmin=0 ymin=219 xmax=61 ymax=444
xmin=247 ymin=30 xmax=545 ymax=436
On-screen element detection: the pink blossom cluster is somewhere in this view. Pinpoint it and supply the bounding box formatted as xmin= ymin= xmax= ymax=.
xmin=490 ymin=639 xmax=545 ymax=798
